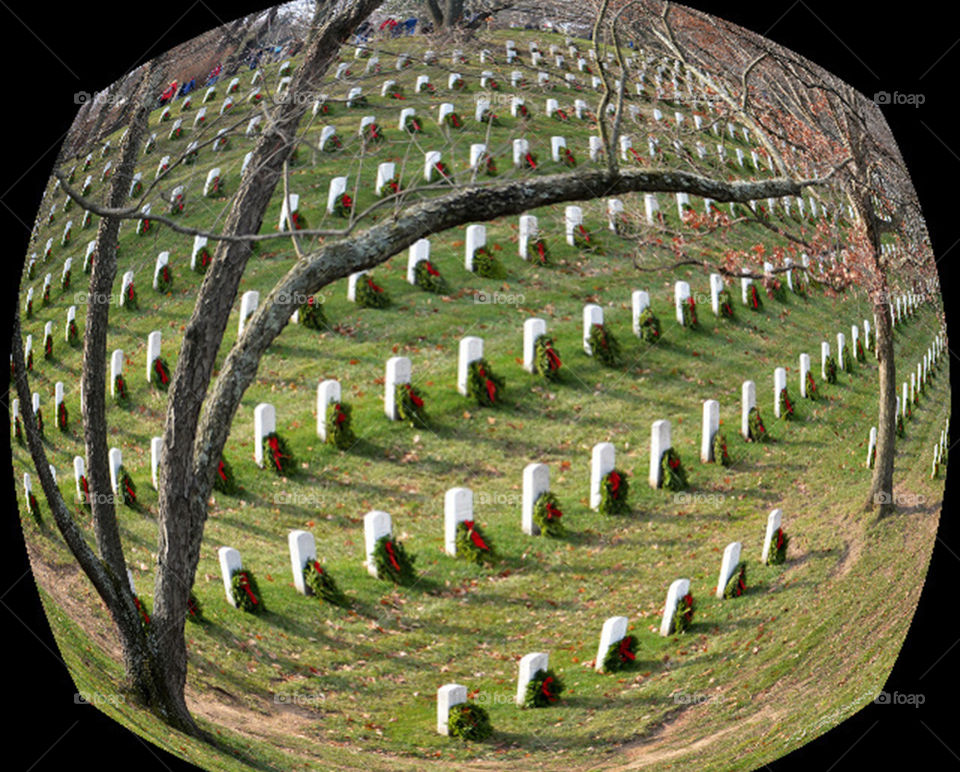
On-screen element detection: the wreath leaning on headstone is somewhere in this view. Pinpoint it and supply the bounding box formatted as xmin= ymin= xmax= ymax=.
xmin=467 ymin=359 xmax=505 ymax=407
xmin=523 ymin=668 xmax=564 ymax=708
xmin=472 ymin=247 xmax=506 ymax=279
xmin=262 ymin=432 xmax=297 ymax=475
xmin=325 ymin=401 xmax=356 ymax=450
xmin=395 ymin=383 xmax=428 ymax=427
xmin=712 ymin=432 xmax=731 ymax=466
xmin=231 ymin=568 xmax=265 ymax=613
xmin=747 ymin=406 xmax=769 ymax=442
xmin=588 ymin=323 xmax=623 ymax=367
xmin=302 ymin=560 xmax=349 ymax=607
xmin=672 ymin=592 xmax=695 ymax=634
xmin=532 ymin=491 xmax=565 ymax=537
xmin=298 ymin=296 xmax=328 ymax=330
xmin=151 ymin=357 xmax=172 ymax=391
xmin=717 ymin=289 xmax=735 ymax=318
xmin=766 ymin=527 xmax=790 ymax=565
xmin=456 ymin=520 xmax=495 ymax=564
xmin=356 ymin=274 xmax=391 ymax=308
xmin=595 ymin=626 xmax=637 ymax=672
xmin=638 ymin=308 xmax=661 ymax=343
xmin=824 ymin=355 xmax=838 ymax=384
xmin=28 ymin=492 xmax=42 ymax=526
xmin=212 ymin=455 xmax=238 ymax=495
xmin=534 ymin=335 xmax=562 ymax=380
xmin=116 ymin=465 xmax=137 ymax=507
xmin=155 ymin=263 xmax=173 ymax=293
xmin=414 ymin=259 xmax=448 ymax=294
xmin=372 ymin=535 xmax=417 ymax=585
xmin=447 ymin=701 xmax=493 ymax=741
xmin=723 ymin=562 xmax=748 ymax=599
xmin=660 ymin=448 xmax=689 ymax=491
xmin=599 ymin=468 xmax=630 ymax=515
xmin=778 ymin=388 xmax=795 ymax=420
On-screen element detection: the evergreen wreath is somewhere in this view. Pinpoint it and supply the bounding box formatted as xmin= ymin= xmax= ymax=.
xmin=766 ymin=527 xmax=789 ymax=565
xmin=151 ymin=357 xmax=172 ymax=391
xmin=356 ymin=274 xmax=391 ymax=308
xmin=35 ymin=407 xmax=44 ymax=437
xmin=529 ymin=237 xmax=550 ymax=265
xmin=638 ymin=308 xmax=661 ymax=343
xmin=856 ymin=338 xmax=866 ymax=363
xmin=298 ymin=296 xmax=328 ymax=330
xmin=455 ymin=520 xmax=495 ymax=564
xmin=155 ymin=263 xmax=173 ymax=293
xmin=114 ymin=374 xmax=129 ymax=406
xmin=322 ymin=133 xmax=343 ymax=152
xmin=116 ymin=465 xmax=137 ymax=507
xmin=61 ymin=268 xmax=71 ymax=292
xmin=372 ymin=534 xmax=416 ymax=584
xmin=805 ymin=371 xmax=818 ymax=400
xmin=14 ymin=415 xmax=24 ymax=447
xmin=841 ymin=347 xmax=853 ymax=373
xmin=523 ymin=668 xmax=564 ymax=708
xmin=186 ymin=592 xmax=203 ymax=623
xmin=395 ymin=383 xmax=427 ymax=427
xmin=792 ymin=273 xmax=807 ymax=297
xmin=747 ymin=283 xmax=763 ymax=311
xmin=723 ymin=562 xmax=747 ymax=598
xmin=599 ymin=469 xmax=630 ymax=515
xmin=588 ymin=324 xmax=623 ymax=367
xmin=672 ymin=592 xmax=695 ymax=634
xmin=824 ymin=355 xmax=838 ymax=384
xmin=193 ymin=247 xmax=211 ymax=274
xmin=660 ymin=448 xmax=688 ymax=491
xmin=533 ymin=335 xmax=562 ymax=380
xmin=472 ymin=247 xmax=506 ymax=279
xmin=332 ymin=192 xmax=353 ymax=218
xmin=212 ymin=455 xmax=238 ymax=495
xmin=444 ymin=111 xmax=464 ymax=129
xmin=231 ymin=568 xmax=264 ymax=613
xmin=766 ymin=278 xmax=787 ymax=302
xmin=896 ymin=413 xmax=905 ymax=438
xmin=712 ymin=432 xmax=731 ymax=466
xmin=302 ymin=560 xmax=349 ymax=606
xmin=532 ymin=491 xmax=565 ymax=537
xmin=67 ymin=319 xmax=80 ymax=347
xmin=447 ymin=702 xmax=493 ymax=741
xmin=467 ymin=359 xmax=505 ymax=407
xmin=44 ymin=333 xmax=54 ymax=360
xmin=325 ymin=402 xmax=356 ymax=449
xmin=778 ymin=388 xmax=795 ymax=420
xmin=57 ymin=401 xmax=68 ymax=432
xmin=122 ymin=281 xmax=138 ymax=310
xmin=262 ymin=432 xmax=297 ymax=475
xmin=680 ymin=296 xmax=699 ymax=329
xmin=717 ymin=289 xmax=734 ymax=318
xmin=601 ymin=634 xmax=638 ymax=673
xmin=747 ymin=406 xmax=768 ymax=442
xmin=28 ymin=492 xmax=42 ymax=526
xmin=414 ymin=259 xmax=447 ymax=294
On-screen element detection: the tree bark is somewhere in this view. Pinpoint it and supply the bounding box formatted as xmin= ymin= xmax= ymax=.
xmin=869 ymin=296 xmax=896 ymax=515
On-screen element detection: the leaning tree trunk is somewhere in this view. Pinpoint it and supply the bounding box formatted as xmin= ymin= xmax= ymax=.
xmin=868 ymin=294 xmax=897 ymax=515
xmin=147 ymin=0 xmax=386 ymax=728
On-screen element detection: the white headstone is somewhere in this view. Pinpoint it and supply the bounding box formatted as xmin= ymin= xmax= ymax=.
xmin=464 ymin=224 xmax=486 ymax=272
xmin=649 ymin=419 xmax=671 ymax=488
xmin=590 ymin=442 xmax=615 ymax=510
xmin=522 ymin=462 xmax=550 ymax=536
xmin=516 ymin=652 xmax=549 ymax=706
xmin=582 ymin=304 xmax=603 ymax=354
xmin=761 ymin=509 xmax=783 ymax=563
xmin=701 ymin=399 xmax=719 ymax=463
xmin=631 ymin=291 xmax=650 ymax=336
xmin=384 ymin=357 xmax=412 ymax=420
xmin=444 ymin=487 xmax=473 ymax=556
xmin=217 ymin=546 xmax=243 ymax=607
xmin=716 ymin=542 xmax=743 ymax=598
xmin=595 ymin=616 xmax=629 ymax=672
xmin=437 ymin=684 xmax=467 ymax=735
xmin=316 ymin=380 xmax=342 ymax=440
xmin=660 ymin=578 xmax=691 ymax=636
xmin=741 ymin=380 xmax=756 ymax=440
xmin=363 ymin=510 xmax=392 ymax=578
xmin=457 ymin=337 xmax=484 ymax=396
xmin=253 ymin=403 xmax=276 ymax=468
xmin=518 ymin=215 xmax=537 ymax=259
xmin=773 ymin=367 xmax=787 ymax=418
xmin=406 ymin=239 xmax=429 ymax=284
xmin=238 ymin=290 xmax=259 ymax=337
xmin=288 ymin=530 xmax=316 ymax=595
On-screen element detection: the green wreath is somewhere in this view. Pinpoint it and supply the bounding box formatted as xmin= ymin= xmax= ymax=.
xmin=262 ymin=432 xmax=297 ymax=475
xmin=303 ymin=560 xmax=349 ymax=606
xmin=60 ymin=269 xmax=71 ymax=292
xmin=67 ymin=319 xmax=80 ymax=347
xmin=712 ymin=432 xmax=731 ymax=466
xmin=748 ymin=406 xmax=768 ymax=442
xmin=841 ymin=347 xmax=853 ymax=373
xmin=467 ymin=359 xmax=505 ymax=407
xmin=395 ymin=383 xmax=428 ymax=427
xmin=896 ymin=413 xmax=905 ymax=438
xmin=680 ymin=297 xmax=699 ymax=329
xmin=532 ymin=491 xmax=565 ymax=537
xmin=57 ymin=402 xmax=68 ymax=432
xmin=299 ymin=297 xmax=328 ymax=330
xmin=193 ymin=248 xmax=211 ymax=274
xmin=447 ymin=702 xmax=493 ymax=741
xmin=638 ymin=308 xmax=661 ymax=343
xmin=324 ymin=402 xmax=356 ymax=450
xmin=151 ymin=357 xmax=172 ymax=391
xmin=155 ymin=264 xmax=173 ymax=293
xmin=588 ymin=324 xmax=623 ymax=367
xmin=116 ymin=465 xmax=137 ymax=507
xmin=529 ymin=237 xmax=550 ymax=265
xmin=717 ymin=289 xmax=735 ymax=318
xmin=722 ymin=561 xmax=747 ymax=598
xmin=472 ymin=247 xmax=506 ymax=279
xmin=455 ymin=520 xmax=495 ymax=564
xmin=523 ymin=668 xmax=564 ymax=708
xmin=533 ymin=335 xmax=562 ymax=380
xmin=778 ymin=388 xmax=795 ymax=421
xmin=213 ymin=455 xmax=238 ymax=495
xmin=824 ymin=355 xmax=838 ymax=384
xmin=356 ymin=274 xmax=391 ymax=308
xmin=599 ymin=469 xmax=630 ymax=515
xmin=855 ymin=339 xmax=866 ymax=363
xmin=672 ymin=592 xmax=695 ymax=634
xmin=231 ymin=569 xmax=265 ymax=613
xmin=792 ymin=274 xmax=807 ymax=297
xmin=766 ymin=278 xmax=787 ymax=303
xmin=601 ymin=634 xmax=638 ymax=673
xmin=766 ymin=527 xmax=789 ymax=565
xmin=805 ymin=371 xmax=818 ymax=400
xmin=372 ymin=535 xmax=416 ymax=585
xmin=573 ymin=224 xmax=602 ymax=253
xmin=186 ymin=592 xmax=203 ymax=623
xmin=28 ymin=492 xmax=42 ymax=526
xmin=122 ymin=282 xmax=138 ymax=311
xmin=414 ymin=259 xmax=448 ymax=294
xmin=660 ymin=448 xmax=688 ymax=491
xmin=747 ymin=283 xmax=763 ymax=311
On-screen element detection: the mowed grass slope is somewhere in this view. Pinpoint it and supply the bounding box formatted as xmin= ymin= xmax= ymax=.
xmin=16 ymin=28 xmax=946 ymax=771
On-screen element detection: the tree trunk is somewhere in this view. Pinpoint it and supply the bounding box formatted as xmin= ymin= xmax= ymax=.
xmin=868 ymin=296 xmax=897 ymax=516
xmin=147 ymin=0 xmax=386 ymax=726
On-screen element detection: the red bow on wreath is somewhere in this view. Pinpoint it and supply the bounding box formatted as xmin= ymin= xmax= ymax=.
xmin=124 ymin=478 xmax=136 ymax=502
xmin=154 ymin=359 xmax=169 ymax=385
xmin=477 ymin=366 xmax=497 ymax=402
xmin=313 ymin=560 xmax=324 ymax=575
xmin=384 ymin=540 xmax=401 ymax=571
xmin=333 ymin=403 xmax=347 ymax=425
xmin=578 ymin=224 xmax=589 ymax=242
xmin=217 ymin=459 xmax=227 ymax=482
xmin=545 ymin=501 xmax=562 ymax=520
xmin=618 ymin=637 xmax=636 ymax=661
xmin=669 ymin=456 xmax=680 ymax=469
xmin=134 ymin=597 xmax=150 ymax=624
xmin=541 ymin=676 xmax=558 ymax=702
xmin=238 ymin=572 xmax=258 ymax=605
xmin=775 ymin=528 xmax=784 ymax=549
xmin=404 ymin=384 xmax=424 ymax=408
xmin=462 ymin=520 xmax=489 ymax=550
xmin=424 ymin=261 xmax=439 ymax=277
xmin=127 ymin=284 xmax=135 ymax=300
xmin=340 ymin=194 xmax=352 ymax=209
xmin=544 ymin=345 xmax=561 ymax=370
xmin=536 ymin=241 xmax=546 ymax=261
xmin=268 ymin=436 xmax=287 ymax=473
xmin=608 ymin=471 xmax=621 ymax=495
xmin=525 ymin=153 xmax=537 ymax=169
xmin=681 ymin=593 xmax=694 ymax=620
xmin=366 ymin=277 xmax=383 ymax=293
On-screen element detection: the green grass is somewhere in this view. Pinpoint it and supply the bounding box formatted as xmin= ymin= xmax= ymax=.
xmin=15 ymin=27 xmax=946 ymax=771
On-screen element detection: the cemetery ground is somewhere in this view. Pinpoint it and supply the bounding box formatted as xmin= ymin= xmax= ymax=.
xmin=16 ymin=28 xmax=946 ymax=771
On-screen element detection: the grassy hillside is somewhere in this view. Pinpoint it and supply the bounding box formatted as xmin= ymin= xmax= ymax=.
xmin=15 ymin=27 xmax=946 ymax=771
